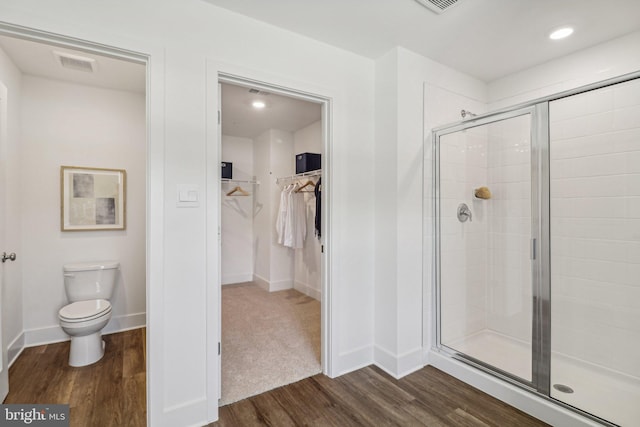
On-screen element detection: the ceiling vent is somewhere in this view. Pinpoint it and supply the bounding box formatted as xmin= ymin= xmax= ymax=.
xmin=414 ymin=0 xmax=461 ymax=14
xmin=53 ymin=51 xmax=97 ymax=73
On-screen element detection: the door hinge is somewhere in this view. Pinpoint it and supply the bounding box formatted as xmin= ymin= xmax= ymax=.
xmin=321 ymin=245 xmax=324 ymax=253
xmin=218 ymin=342 xmax=221 ymax=355
xmin=218 ymin=110 xmax=221 ymax=125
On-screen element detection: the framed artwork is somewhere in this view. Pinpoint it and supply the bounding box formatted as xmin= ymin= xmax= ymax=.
xmin=60 ymin=166 xmax=126 ymax=231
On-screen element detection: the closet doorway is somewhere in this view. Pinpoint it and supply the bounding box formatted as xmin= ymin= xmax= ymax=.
xmin=218 ymin=77 xmax=328 ymax=406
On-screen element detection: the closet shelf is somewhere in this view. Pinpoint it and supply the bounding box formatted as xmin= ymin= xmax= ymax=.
xmin=276 ymin=169 xmax=321 ymax=185
xmin=221 ymin=179 xmax=260 ymax=185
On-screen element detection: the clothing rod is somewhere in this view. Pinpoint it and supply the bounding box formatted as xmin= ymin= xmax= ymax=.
xmin=221 ymin=179 xmax=260 ymax=185
xmin=276 ymin=169 xmax=321 ymax=184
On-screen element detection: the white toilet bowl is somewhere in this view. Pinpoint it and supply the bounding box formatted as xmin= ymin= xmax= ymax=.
xmin=58 ymin=299 xmax=112 ymax=367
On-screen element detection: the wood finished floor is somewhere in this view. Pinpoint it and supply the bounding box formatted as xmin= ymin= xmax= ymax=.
xmin=4 ymin=328 xmax=146 ymax=427
xmin=213 ymin=365 xmax=548 ymax=427
xmin=5 ymin=328 xmax=547 ymax=427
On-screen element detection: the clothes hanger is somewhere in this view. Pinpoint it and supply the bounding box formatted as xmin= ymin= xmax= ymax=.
xmin=226 ymin=186 xmax=250 ymax=196
xmin=295 ymin=179 xmax=316 ymax=193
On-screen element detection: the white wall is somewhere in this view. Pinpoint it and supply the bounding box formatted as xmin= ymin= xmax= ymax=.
xmin=375 ymin=46 xmax=488 ymax=378
xmin=20 ymin=76 xmax=146 ymax=345
xmin=0 ymin=2 xmax=376 ymax=424
xmin=252 ymin=128 xmax=295 ymax=290
xmin=253 ymin=130 xmax=271 ymax=284
xmin=0 ymin=45 xmax=23 ymax=365
xmin=373 ymin=48 xmax=399 ymax=375
xmin=221 ymin=135 xmax=254 ymax=285
xmin=489 ymin=31 xmax=640 ymax=109
xmin=268 ymin=129 xmax=296 ymax=288
xmin=293 ymin=121 xmax=322 ymax=300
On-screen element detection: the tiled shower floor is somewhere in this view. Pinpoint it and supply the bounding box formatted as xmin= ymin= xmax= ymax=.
xmin=448 ymin=330 xmax=640 ymax=426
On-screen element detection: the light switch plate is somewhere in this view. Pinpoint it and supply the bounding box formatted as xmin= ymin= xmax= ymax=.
xmin=177 ymin=184 xmax=200 ymax=208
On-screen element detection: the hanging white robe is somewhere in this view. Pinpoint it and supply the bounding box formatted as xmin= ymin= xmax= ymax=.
xmin=276 ymin=183 xmax=293 ymax=244
xmin=287 ymin=188 xmax=307 ymax=249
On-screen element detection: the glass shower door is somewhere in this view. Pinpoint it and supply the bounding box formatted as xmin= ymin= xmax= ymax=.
xmin=549 ymin=77 xmax=640 ymax=426
xmin=436 ymin=109 xmax=536 ymax=384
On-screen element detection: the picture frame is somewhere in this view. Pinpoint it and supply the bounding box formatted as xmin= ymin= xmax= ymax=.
xmin=60 ymin=166 xmax=126 ymax=231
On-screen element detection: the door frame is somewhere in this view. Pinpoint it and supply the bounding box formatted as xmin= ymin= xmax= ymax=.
xmin=0 ymin=20 xmax=154 ymax=422
xmin=431 ymin=105 xmax=543 ymax=392
xmin=0 ymin=80 xmax=9 ymax=401
xmin=212 ymin=71 xmax=332 ymax=405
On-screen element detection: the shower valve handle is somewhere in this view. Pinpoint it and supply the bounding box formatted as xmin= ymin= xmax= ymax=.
xmin=457 ymin=203 xmax=472 ymax=223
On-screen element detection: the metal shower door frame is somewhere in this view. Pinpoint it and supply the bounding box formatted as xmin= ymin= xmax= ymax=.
xmin=428 ymin=70 xmax=640 ymax=426
xmin=431 ymin=104 xmax=550 ymax=394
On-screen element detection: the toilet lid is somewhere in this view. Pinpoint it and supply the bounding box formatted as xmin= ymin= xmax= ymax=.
xmin=59 ymin=299 xmax=112 ymax=322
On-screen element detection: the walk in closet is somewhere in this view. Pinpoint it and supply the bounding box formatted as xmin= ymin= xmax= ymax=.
xmin=218 ymin=81 xmax=324 ymax=405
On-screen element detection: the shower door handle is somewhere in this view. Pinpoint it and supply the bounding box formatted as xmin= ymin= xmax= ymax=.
xmin=530 ymin=238 xmax=537 ymax=260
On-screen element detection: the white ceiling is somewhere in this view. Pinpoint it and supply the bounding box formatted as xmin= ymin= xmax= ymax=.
xmin=221 ymin=83 xmax=321 ymax=139
xmin=4 ymin=1 xmax=638 ymax=137
xmin=202 ymin=0 xmax=640 ymax=82
xmin=0 ymin=35 xmax=146 ymax=93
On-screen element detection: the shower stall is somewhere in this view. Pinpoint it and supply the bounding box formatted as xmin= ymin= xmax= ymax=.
xmin=431 ymin=74 xmax=640 ymax=426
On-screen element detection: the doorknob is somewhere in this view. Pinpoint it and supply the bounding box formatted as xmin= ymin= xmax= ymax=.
xmin=1 ymin=252 xmax=16 ymax=263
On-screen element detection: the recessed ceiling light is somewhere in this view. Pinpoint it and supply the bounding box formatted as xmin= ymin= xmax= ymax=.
xmin=549 ymin=27 xmax=574 ymax=40
xmin=252 ymin=101 xmax=266 ymax=109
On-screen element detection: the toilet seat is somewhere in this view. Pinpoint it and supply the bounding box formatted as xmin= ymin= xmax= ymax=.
xmin=58 ymin=299 xmax=112 ymax=323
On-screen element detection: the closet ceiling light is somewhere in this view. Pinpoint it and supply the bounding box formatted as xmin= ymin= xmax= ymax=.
xmin=549 ymin=27 xmax=574 ymax=40
xmin=252 ymin=100 xmax=266 ymax=109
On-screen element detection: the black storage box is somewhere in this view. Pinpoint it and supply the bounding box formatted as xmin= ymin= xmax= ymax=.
xmin=221 ymin=162 xmax=233 ymax=179
xmin=295 ymin=152 xmax=321 ymax=174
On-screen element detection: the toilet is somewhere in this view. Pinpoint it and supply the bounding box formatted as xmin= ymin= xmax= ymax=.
xmin=58 ymin=260 xmax=119 ymax=367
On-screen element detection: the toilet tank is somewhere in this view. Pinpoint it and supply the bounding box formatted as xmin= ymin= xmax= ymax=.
xmin=63 ymin=261 xmax=120 ymax=303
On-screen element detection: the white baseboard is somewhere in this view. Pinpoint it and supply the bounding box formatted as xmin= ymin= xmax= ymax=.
xmin=373 ymin=345 xmax=397 ymax=377
xmin=374 ymin=345 xmax=424 ymax=379
xmin=252 ymin=274 xmax=293 ymax=292
xmin=23 ymin=312 xmax=146 ymax=348
xmin=294 ymin=280 xmax=321 ymax=301
xmin=331 ymin=344 xmax=373 ymax=378
xmin=269 ymin=279 xmax=293 ymax=292
xmin=8 ymin=332 xmax=25 ymax=368
xmin=222 ymin=273 xmax=253 ymax=285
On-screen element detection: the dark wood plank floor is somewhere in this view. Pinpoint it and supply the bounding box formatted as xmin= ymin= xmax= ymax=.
xmin=213 ymin=365 xmax=548 ymax=427
xmin=5 ymin=329 xmax=547 ymax=427
xmin=4 ymin=328 xmax=146 ymax=427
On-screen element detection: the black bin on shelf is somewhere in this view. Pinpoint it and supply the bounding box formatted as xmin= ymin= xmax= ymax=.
xmin=221 ymin=162 xmax=233 ymax=179
xmin=295 ymin=153 xmax=321 ymax=174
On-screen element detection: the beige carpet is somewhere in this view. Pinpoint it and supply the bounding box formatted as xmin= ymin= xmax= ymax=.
xmin=220 ymin=282 xmax=321 ymax=406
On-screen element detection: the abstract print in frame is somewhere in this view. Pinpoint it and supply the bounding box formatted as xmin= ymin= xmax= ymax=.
xmin=61 ymin=166 xmax=126 ymax=231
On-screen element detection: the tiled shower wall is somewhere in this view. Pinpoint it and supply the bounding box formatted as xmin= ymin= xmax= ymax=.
xmin=440 ymin=126 xmax=489 ymax=344
xmin=486 ymin=116 xmax=532 ymax=343
xmin=549 ymin=77 xmax=640 ymax=378
xmin=440 ymin=116 xmax=533 ymax=347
